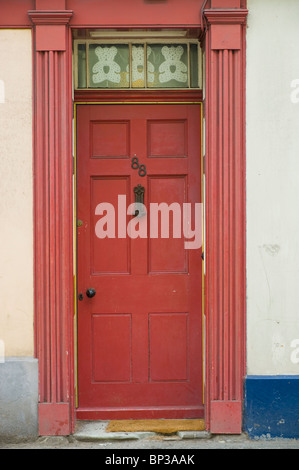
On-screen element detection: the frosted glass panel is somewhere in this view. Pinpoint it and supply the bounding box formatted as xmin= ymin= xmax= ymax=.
xmin=77 ymin=43 xmax=87 ymax=88
xmin=147 ymin=44 xmax=188 ymax=88
xmin=190 ymin=44 xmax=199 ymax=88
xmin=75 ymin=41 xmax=201 ymax=89
xmin=131 ymin=45 xmax=145 ymax=88
xmin=88 ymin=44 xmax=129 ymax=88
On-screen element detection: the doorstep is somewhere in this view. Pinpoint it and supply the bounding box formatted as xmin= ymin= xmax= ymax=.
xmin=74 ymin=420 xmax=211 ymax=442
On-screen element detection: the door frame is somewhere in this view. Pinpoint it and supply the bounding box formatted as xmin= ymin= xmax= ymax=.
xmin=29 ymin=3 xmax=248 ymax=436
xmin=74 ymin=97 xmax=205 ymax=417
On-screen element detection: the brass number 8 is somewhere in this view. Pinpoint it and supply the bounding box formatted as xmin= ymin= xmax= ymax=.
xmin=131 ymin=157 xmax=139 ymax=169
xmin=131 ymin=157 xmax=146 ymax=177
xmin=138 ymin=164 xmax=146 ymax=177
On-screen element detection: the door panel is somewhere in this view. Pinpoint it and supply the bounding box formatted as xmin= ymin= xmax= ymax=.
xmin=148 ymin=175 xmax=187 ymax=273
xmin=91 ymin=176 xmax=131 ymax=274
xmin=147 ymin=119 xmax=187 ymax=157
xmin=76 ymin=103 xmax=203 ymax=419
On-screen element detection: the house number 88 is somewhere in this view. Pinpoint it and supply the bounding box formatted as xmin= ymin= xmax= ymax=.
xmin=131 ymin=157 xmax=146 ymax=177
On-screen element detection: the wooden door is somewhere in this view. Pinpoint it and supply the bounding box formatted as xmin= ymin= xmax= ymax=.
xmin=76 ymin=103 xmax=203 ymax=419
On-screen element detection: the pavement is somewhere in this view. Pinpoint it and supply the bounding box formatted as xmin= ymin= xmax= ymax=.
xmin=1 ymin=420 xmax=299 ymax=449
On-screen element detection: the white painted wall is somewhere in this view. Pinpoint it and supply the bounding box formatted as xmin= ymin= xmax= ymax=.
xmin=0 ymin=30 xmax=33 ymax=356
xmin=246 ymin=0 xmax=299 ymax=374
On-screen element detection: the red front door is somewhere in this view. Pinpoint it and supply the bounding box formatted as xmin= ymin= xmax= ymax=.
xmin=76 ymin=103 xmax=203 ymax=419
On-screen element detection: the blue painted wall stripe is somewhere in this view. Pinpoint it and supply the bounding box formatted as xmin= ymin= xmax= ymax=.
xmin=244 ymin=375 xmax=299 ymax=439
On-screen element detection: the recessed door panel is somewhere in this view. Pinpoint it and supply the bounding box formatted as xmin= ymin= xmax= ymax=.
xmin=92 ymin=314 xmax=132 ymax=382
xmin=149 ymin=313 xmax=189 ymax=382
xmin=148 ymin=175 xmax=187 ymax=273
xmin=90 ymin=120 xmax=130 ymax=158
xmin=148 ymin=119 xmax=187 ymax=157
xmin=91 ymin=176 xmax=131 ymax=274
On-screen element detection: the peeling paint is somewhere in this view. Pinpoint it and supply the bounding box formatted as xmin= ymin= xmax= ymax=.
xmin=262 ymin=244 xmax=280 ymax=256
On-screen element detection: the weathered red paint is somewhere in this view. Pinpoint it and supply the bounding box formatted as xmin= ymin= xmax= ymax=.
xmin=74 ymin=90 xmax=203 ymax=104
xmin=68 ymin=0 xmax=205 ymax=28
xmin=76 ymin=103 xmax=203 ymax=420
xmin=29 ymin=9 xmax=75 ymax=435
xmin=0 ymin=0 xmax=247 ymax=435
xmin=204 ymin=4 xmax=247 ymax=433
xmin=39 ymin=403 xmax=70 ymax=436
xmin=28 ymin=10 xmax=72 ymax=51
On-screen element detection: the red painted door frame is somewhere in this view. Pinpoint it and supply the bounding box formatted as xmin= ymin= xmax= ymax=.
xmin=26 ymin=0 xmax=247 ymax=435
xmin=28 ymin=9 xmax=74 ymax=436
xmin=203 ymin=5 xmax=247 ymax=434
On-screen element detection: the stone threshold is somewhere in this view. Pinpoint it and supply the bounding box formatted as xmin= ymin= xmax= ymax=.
xmin=74 ymin=421 xmax=211 ymax=442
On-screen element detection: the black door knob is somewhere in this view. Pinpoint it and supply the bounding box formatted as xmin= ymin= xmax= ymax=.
xmin=86 ymin=288 xmax=96 ymax=298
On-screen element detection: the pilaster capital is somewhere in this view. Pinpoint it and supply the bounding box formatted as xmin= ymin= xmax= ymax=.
xmin=28 ymin=10 xmax=73 ymax=51
xmin=203 ymin=8 xmax=248 ymax=25
xmin=28 ymin=10 xmax=73 ymax=25
xmin=203 ymin=8 xmax=248 ymax=50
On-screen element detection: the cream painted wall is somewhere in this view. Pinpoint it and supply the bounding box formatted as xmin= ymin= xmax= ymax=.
xmin=246 ymin=1 xmax=299 ymax=374
xmin=0 ymin=30 xmax=33 ymax=356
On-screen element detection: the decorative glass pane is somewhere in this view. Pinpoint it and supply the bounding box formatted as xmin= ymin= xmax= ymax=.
xmin=190 ymin=44 xmax=199 ymax=88
xmin=77 ymin=43 xmax=87 ymax=88
xmin=88 ymin=44 xmax=129 ymax=88
xmin=131 ymin=45 xmax=145 ymax=88
xmin=75 ymin=40 xmax=201 ymax=89
xmin=147 ymin=44 xmax=188 ymax=88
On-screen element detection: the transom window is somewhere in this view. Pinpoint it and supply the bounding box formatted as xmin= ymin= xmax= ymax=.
xmin=74 ymin=40 xmax=202 ymax=90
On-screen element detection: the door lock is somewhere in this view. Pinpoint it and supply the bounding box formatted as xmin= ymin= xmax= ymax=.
xmin=78 ymin=289 xmax=96 ymax=301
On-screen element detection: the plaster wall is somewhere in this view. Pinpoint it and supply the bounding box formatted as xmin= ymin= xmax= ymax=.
xmin=0 ymin=30 xmax=34 ymax=357
xmin=246 ymin=0 xmax=299 ymax=374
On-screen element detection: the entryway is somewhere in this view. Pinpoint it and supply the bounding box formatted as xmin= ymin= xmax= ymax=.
xmin=75 ymin=102 xmax=204 ymax=420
